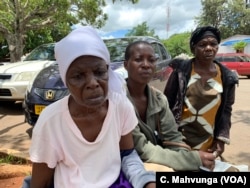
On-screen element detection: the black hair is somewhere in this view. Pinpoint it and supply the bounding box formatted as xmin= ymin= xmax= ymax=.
xmin=124 ymin=40 xmax=152 ymax=61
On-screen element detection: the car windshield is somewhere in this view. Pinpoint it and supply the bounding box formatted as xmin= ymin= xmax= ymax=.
xmin=104 ymin=38 xmax=141 ymax=62
xmin=24 ymin=44 xmax=56 ymax=61
xmin=22 ymin=37 xmax=155 ymax=63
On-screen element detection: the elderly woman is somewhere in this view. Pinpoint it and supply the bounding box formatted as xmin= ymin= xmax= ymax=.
xmin=163 ymin=26 xmax=238 ymax=159
xmin=22 ymin=26 xmax=155 ymax=188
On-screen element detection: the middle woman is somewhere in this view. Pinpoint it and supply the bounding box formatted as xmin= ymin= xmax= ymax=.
xmin=124 ymin=40 xmax=216 ymax=171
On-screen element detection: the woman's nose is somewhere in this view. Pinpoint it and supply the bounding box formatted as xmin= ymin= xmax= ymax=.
xmin=86 ymin=74 xmax=99 ymax=88
xmin=141 ymin=59 xmax=150 ymax=66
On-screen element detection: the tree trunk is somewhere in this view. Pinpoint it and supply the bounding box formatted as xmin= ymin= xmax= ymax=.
xmin=6 ymin=33 xmax=24 ymax=63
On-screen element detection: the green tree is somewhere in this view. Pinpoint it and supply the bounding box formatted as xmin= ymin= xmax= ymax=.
xmin=0 ymin=0 xmax=138 ymax=62
xmin=196 ymin=0 xmax=226 ymax=28
xmin=196 ymin=0 xmax=250 ymax=39
xmin=0 ymin=0 xmax=106 ymax=62
xmin=162 ymin=32 xmax=192 ymax=58
xmin=125 ymin=22 xmax=159 ymax=39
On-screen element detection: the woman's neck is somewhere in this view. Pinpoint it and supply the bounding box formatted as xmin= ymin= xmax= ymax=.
xmin=127 ymin=80 xmax=147 ymax=98
xmin=193 ymin=59 xmax=215 ymax=71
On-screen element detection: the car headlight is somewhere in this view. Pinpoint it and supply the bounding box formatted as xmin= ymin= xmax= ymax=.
xmin=15 ymin=71 xmax=37 ymax=81
xmin=26 ymin=80 xmax=33 ymax=93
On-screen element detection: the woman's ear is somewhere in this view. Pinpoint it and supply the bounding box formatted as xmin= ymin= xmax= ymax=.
xmin=124 ymin=60 xmax=128 ymax=70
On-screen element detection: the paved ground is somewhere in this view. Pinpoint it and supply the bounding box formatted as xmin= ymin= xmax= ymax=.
xmin=0 ymin=77 xmax=249 ymax=169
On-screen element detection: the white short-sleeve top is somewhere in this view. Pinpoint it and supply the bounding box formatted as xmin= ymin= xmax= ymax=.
xmin=30 ymin=92 xmax=138 ymax=188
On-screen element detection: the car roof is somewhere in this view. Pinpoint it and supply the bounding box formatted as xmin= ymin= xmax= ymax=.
xmin=103 ymin=36 xmax=161 ymax=43
xmin=216 ymin=53 xmax=250 ymax=56
xmin=31 ymin=36 xmax=161 ymax=63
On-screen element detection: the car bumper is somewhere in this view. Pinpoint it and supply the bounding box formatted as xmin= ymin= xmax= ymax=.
xmin=23 ymin=91 xmax=52 ymax=126
xmin=0 ymin=81 xmax=29 ymax=101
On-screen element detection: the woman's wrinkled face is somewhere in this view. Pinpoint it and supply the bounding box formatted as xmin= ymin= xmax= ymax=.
xmin=66 ymin=55 xmax=109 ymax=108
xmin=193 ymin=36 xmax=219 ymax=61
xmin=124 ymin=43 xmax=157 ymax=84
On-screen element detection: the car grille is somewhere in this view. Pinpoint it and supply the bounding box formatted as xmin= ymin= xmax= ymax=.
xmin=0 ymin=74 xmax=12 ymax=80
xmin=34 ymin=88 xmax=69 ymax=101
xmin=0 ymin=89 xmax=11 ymax=96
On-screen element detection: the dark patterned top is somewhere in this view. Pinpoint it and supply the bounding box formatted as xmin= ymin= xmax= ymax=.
xmin=180 ymin=63 xmax=222 ymax=150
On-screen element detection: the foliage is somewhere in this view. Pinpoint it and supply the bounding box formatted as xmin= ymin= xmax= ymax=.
xmin=196 ymin=0 xmax=226 ymax=28
xmin=2 ymin=0 xmax=250 ymax=62
xmin=125 ymin=22 xmax=159 ymax=39
xmin=233 ymin=41 xmax=248 ymax=52
xmin=125 ymin=23 xmax=193 ymax=58
xmin=196 ymin=0 xmax=250 ymax=39
xmin=112 ymin=0 xmax=139 ymax=3
xmin=0 ymin=0 xmax=108 ymax=62
xmin=162 ymin=32 xmax=192 ymax=58
xmin=0 ymin=0 xmax=138 ymax=62
xmin=0 ymin=153 xmax=27 ymax=165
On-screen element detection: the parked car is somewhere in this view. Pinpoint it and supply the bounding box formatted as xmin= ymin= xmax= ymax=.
xmin=23 ymin=36 xmax=172 ymax=126
xmin=0 ymin=62 xmax=10 ymax=66
xmin=0 ymin=43 xmax=56 ymax=102
xmin=104 ymin=36 xmax=171 ymax=80
xmin=215 ymin=53 xmax=250 ymax=78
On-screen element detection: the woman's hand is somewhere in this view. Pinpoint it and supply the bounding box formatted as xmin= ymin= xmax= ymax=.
xmin=198 ymin=151 xmax=216 ymax=171
xmin=209 ymin=139 xmax=225 ymax=157
xmin=144 ymin=182 xmax=156 ymax=188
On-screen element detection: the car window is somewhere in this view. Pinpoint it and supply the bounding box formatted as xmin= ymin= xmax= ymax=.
xmin=223 ymin=56 xmax=236 ymax=62
xmin=240 ymin=55 xmax=250 ymax=62
xmin=104 ymin=40 xmax=128 ymax=62
xmin=151 ymin=43 xmax=162 ymax=61
xmin=24 ymin=44 xmax=56 ymax=61
xmin=104 ymin=37 xmax=169 ymax=63
xmin=215 ymin=56 xmax=222 ymax=62
xmin=104 ymin=38 xmax=136 ymax=62
xmin=216 ymin=54 xmax=250 ymax=63
xmin=237 ymin=56 xmax=245 ymax=62
xmin=159 ymin=44 xmax=170 ymax=60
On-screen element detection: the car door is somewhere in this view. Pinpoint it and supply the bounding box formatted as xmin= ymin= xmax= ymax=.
xmin=236 ymin=54 xmax=250 ymax=76
xmin=221 ymin=55 xmax=239 ymax=72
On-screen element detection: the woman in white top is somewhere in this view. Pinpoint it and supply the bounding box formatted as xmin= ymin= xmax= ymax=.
xmin=24 ymin=26 xmax=155 ymax=188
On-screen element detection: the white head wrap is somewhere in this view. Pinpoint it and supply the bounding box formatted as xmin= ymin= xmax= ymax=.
xmin=55 ymin=26 xmax=126 ymax=95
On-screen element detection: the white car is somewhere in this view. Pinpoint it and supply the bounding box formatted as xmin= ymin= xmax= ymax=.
xmin=114 ymin=66 xmax=128 ymax=79
xmin=0 ymin=43 xmax=56 ymax=102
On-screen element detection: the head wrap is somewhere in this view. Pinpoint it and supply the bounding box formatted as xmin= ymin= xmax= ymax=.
xmin=190 ymin=26 xmax=221 ymax=53
xmin=55 ymin=25 xmax=126 ymax=95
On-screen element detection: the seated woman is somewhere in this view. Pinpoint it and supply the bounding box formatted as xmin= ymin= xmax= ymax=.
xmin=22 ymin=26 xmax=155 ymax=188
xmin=124 ymin=40 xmax=216 ymax=172
xmin=163 ymin=26 xmax=241 ymax=172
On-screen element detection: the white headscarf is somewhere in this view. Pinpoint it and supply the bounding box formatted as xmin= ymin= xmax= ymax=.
xmin=54 ymin=26 xmax=126 ymax=95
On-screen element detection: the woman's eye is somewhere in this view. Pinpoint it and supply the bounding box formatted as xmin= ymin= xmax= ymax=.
xmin=69 ymin=73 xmax=84 ymax=83
xmin=211 ymin=42 xmax=218 ymax=47
xmin=135 ymin=58 xmax=142 ymax=63
xmin=198 ymin=43 xmax=206 ymax=48
xmin=150 ymin=58 xmax=157 ymax=64
xmin=72 ymin=74 xmax=82 ymax=80
xmin=96 ymin=71 xmax=106 ymax=76
xmin=95 ymin=70 xmax=108 ymax=78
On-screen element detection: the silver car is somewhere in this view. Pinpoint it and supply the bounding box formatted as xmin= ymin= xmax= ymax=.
xmin=0 ymin=43 xmax=56 ymax=102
